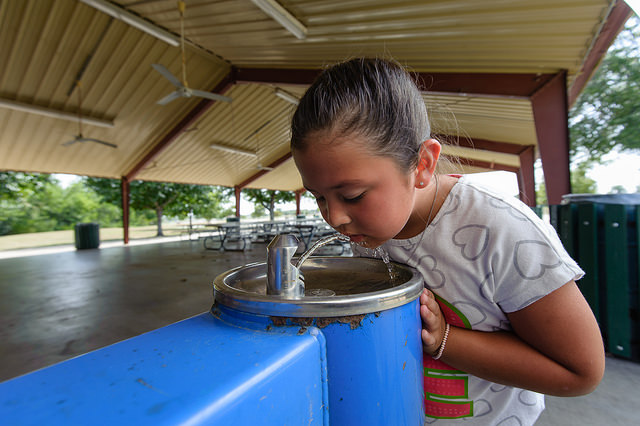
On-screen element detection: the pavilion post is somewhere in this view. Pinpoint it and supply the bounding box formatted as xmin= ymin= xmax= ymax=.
xmin=531 ymin=71 xmax=571 ymax=205
xmin=517 ymin=146 xmax=536 ymax=207
xmin=295 ymin=190 xmax=303 ymax=216
xmin=234 ymin=186 xmax=242 ymax=217
xmin=121 ymin=177 xmax=130 ymax=244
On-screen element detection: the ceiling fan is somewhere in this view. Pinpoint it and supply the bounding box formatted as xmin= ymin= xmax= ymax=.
xmin=63 ymin=81 xmax=117 ymax=149
xmin=152 ymin=1 xmax=232 ymax=106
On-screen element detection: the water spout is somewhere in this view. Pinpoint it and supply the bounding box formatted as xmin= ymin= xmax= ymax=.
xmin=266 ymin=233 xmax=350 ymax=299
xmin=266 ymin=234 xmax=302 ymax=298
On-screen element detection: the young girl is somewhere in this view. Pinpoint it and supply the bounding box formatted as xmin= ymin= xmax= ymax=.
xmin=290 ymin=57 xmax=604 ymax=424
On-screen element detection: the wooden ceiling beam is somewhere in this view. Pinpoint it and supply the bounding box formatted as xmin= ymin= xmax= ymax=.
xmin=236 ymin=67 xmax=556 ymax=98
xmin=454 ymin=157 xmax=519 ymax=174
xmin=435 ymin=134 xmax=534 ymax=155
xmin=568 ymin=0 xmax=632 ymax=107
xmin=415 ymin=72 xmax=555 ymax=98
xmin=235 ymin=67 xmax=320 ymax=86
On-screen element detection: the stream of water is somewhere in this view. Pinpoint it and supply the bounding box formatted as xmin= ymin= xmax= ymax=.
xmin=296 ymin=233 xmax=400 ymax=285
xmin=295 ymin=233 xmax=350 ymax=268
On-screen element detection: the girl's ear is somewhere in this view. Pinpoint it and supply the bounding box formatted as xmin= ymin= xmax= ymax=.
xmin=415 ymin=139 xmax=441 ymax=187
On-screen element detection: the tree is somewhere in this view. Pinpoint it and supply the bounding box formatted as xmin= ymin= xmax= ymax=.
xmin=196 ymin=190 xmax=234 ymax=223
xmin=242 ymin=189 xmax=296 ymax=221
xmin=251 ymin=204 xmax=266 ymax=218
xmin=85 ymin=178 xmax=228 ymax=236
xmin=0 ymin=172 xmax=124 ymax=235
xmin=569 ymin=17 xmax=640 ymax=162
xmin=609 ymin=185 xmax=627 ymax=194
xmin=536 ymin=161 xmax=597 ymax=205
xmin=570 ymin=161 xmax=598 ymax=194
xmin=0 ymin=172 xmax=54 ymax=201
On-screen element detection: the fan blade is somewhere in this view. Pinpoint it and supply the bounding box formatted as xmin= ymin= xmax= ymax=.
xmin=83 ymin=138 xmax=118 ymax=148
xmin=152 ymin=64 xmax=183 ymax=89
xmin=72 ymin=136 xmax=117 ymax=148
xmin=157 ymin=91 xmax=182 ymax=105
xmin=190 ymin=89 xmax=232 ymax=103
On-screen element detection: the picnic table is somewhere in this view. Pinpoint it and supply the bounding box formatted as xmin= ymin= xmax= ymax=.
xmin=202 ymin=223 xmax=254 ymax=251
xmin=200 ymin=217 xmax=350 ymax=255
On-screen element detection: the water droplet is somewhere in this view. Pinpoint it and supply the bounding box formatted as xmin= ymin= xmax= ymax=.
xmin=374 ymin=247 xmax=400 ymax=284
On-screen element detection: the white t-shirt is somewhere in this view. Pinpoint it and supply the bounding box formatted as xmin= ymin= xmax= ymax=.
xmin=352 ymin=176 xmax=584 ymax=425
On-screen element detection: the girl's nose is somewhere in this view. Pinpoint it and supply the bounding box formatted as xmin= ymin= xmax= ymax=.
xmin=325 ymin=201 xmax=351 ymax=228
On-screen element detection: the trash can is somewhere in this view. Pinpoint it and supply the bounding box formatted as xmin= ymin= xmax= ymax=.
xmin=555 ymin=194 xmax=640 ymax=361
xmin=74 ymin=223 xmax=100 ymax=250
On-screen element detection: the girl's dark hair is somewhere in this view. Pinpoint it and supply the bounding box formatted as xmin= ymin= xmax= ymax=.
xmin=290 ymin=57 xmax=430 ymax=172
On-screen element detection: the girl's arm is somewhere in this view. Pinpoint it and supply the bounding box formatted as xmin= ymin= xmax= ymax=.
xmin=421 ymin=281 xmax=605 ymax=396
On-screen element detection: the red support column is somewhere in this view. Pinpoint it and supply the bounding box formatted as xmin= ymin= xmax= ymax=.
xmin=295 ymin=190 xmax=302 ymax=215
xmin=531 ymin=71 xmax=571 ymax=205
xmin=234 ymin=186 xmax=241 ymax=217
xmin=517 ymin=146 xmax=536 ymax=207
xmin=121 ymin=177 xmax=130 ymax=244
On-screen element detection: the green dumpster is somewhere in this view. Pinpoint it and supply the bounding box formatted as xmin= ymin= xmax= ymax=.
xmin=555 ymin=194 xmax=640 ymax=361
xmin=75 ymin=223 xmax=100 ymax=250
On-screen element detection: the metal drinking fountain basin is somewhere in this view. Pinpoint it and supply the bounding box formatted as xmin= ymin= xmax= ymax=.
xmin=213 ymin=256 xmax=423 ymax=317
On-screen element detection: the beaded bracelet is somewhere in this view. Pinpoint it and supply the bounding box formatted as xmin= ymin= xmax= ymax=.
xmin=432 ymin=323 xmax=450 ymax=360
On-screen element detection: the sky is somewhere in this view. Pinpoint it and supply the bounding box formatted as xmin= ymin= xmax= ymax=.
xmin=470 ymin=151 xmax=640 ymax=197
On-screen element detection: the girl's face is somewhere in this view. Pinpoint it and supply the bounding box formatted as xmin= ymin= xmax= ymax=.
xmin=293 ymin=133 xmax=419 ymax=248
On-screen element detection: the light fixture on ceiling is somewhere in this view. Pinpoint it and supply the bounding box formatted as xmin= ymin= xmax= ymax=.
xmin=274 ymin=88 xmax=299 ymax=105
xmin=0 ymin=98 xmax=114 ymax=128
xmin=80 ymin=0 xmax=180 ymax=47
xmin=209 ymin=143 xmax=257 ymax=157
xmin=250 ymin=0 xmax=307 ymax=40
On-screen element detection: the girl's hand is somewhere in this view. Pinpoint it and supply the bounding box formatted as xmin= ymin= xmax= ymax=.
xmin=419 ymin=288 xmax=447 ymax=356
xmin=424 ymin=281 xmax=605 ymax=396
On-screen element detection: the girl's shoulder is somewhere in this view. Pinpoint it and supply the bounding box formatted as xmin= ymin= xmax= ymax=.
xmin=437 ymin=176 xmax=550 ymax=236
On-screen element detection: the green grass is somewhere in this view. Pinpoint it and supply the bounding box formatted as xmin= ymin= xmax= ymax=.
xmin=0 ymin=225 xmax=188 ymax=251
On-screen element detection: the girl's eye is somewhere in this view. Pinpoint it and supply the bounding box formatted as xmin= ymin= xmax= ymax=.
xmin=343 ymin=192 xmax=365 ymax=203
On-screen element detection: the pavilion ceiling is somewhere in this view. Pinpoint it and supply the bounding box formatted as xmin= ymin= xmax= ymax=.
xmin=0 ymin=0 xmax=632 ymax=192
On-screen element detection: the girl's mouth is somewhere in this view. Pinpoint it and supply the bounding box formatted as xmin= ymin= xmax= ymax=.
xmin=346 ymin=234 xmax=365 ymax=243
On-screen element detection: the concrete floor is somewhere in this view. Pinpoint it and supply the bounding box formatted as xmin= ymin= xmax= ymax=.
xmin=1 ymin=238 xmax=638 ymax=424
xmin=0 ymin=238 xmax=268 ymax=381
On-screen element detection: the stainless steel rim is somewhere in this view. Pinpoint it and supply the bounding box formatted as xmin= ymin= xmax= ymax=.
xmin=213 ymin=257 xmax=423 ymax=317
